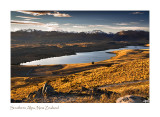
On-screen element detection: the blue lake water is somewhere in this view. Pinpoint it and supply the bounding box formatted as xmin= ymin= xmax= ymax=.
xmin=20 ymin=46 xmax=149 ymax=65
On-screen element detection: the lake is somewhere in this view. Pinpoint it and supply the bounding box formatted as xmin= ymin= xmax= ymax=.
xmin=20 ymin=46 xmax=149 ymax=65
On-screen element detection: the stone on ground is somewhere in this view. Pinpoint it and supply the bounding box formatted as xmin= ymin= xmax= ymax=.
xmin=116 ymin=95 xmax=146 ymax=103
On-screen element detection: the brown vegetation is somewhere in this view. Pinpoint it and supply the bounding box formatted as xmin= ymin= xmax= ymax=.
xmin=11 ymin=48 xmax=149 ymax=102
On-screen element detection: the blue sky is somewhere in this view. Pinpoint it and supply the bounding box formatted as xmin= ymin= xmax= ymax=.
xmin=11 ymin=11 xmax=149 ymax=33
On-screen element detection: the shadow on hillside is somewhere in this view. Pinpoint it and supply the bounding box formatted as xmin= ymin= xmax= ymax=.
xmin=52 ymin=63 xmax=114 ymax=75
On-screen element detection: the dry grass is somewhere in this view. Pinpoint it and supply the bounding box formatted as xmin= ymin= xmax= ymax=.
xmin=61 ymin=81 xmax=149 ymax=103
xmin=49 ymin=58 xmax=149 ymax=93
xmin=11 ymin=42 xmax=94 ymax=48
xmin=11 ymin=49 xmax=149 ymax=102
xmin=145 ymin=44 xmax=150 ymax=47
xmin=11 ymin=82 xmax=44 ymax=100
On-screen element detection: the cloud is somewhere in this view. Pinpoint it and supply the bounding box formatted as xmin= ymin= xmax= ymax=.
xmin=45 ymin=22 xmax=59 ymax=27
xmin=16 ymin=11 xmax=53 ymax=16
xmin=45 ymin=24 xmax=60 ymax=31
xmin=44 ymin=22 xmax=60 ymax=31
xmin=71 ymin=23 xmax=148 ymax=31
xmin=16 ymin=16 xmax=41 ymax=20
xmin=88 ymin=24 xmax=148 ymax=31
xmin=63 ymin=23 xmax=71 ymax=26
xmin=88 ymin=25 xmax=104 ymax=27
xmin=62 ymin=23 xmax=149 ymax=31
xmin=11 ymin=20 xmax=149 ymax=32
xmin=108 ymin=26 xmax=149 ymax=31
xmin=114 ymin=23 xmax=130 ymax=26
xmin=53 ymin=12 xmax=71 ymax=17
xmin=114 ymin=22 xmax=139 ymax=26
xmin=131 ymin=12 xmax=144 ymax=14
xmin=11 ymin=20 xmax=61 ymax=31
xmin=130 ymin=22 xmax=139 ymax=25
xmin=16 ymin=11 xmax=71 ymax=17
xmin=11 ymin=20 xmax=44 ymax=25
xmin=140 ymin=20 xmax=144 ymax=22
xmin=72 ymin=25 xmax=86 ymax=28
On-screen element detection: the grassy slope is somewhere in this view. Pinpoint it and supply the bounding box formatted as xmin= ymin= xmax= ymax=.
xmin=11 ymin=48 xmax=149 ymax=102
xmin=51 ymin=58 xmax=149 ymax=93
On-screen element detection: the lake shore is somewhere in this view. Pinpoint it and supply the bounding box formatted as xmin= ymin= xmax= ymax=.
xmin=11 ymin=42 xmax=147 ymax=65
xmin=11 ymin=48 xmax=149 ymax=102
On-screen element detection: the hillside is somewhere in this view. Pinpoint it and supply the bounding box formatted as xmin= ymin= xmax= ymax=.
xmin=11 ymin=30 xmax=149 ymax=65
xmin=11 ymin=48 xmax=149 ymax=103
xmin=11 ymin=30 xmax=149 ymax=44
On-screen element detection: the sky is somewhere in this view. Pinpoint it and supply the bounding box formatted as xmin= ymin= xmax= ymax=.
xmin=11 ymin=11 xmax=149 ymax=33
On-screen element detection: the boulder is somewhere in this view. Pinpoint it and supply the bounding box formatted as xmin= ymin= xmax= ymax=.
xmin=28 ymin=92 xmax=35 ymax=99
xmin=42 ymin=82 xmax=57 ymax=97
xmin=28 ymin=88 xmax=43 ymax=99
xmin=116 ymin=95 xmax=146 ymax=103
xmin=34 ymin=87 xmax=43 ymax=98
xmin=27 ymin=81 xmax=58 ymax=99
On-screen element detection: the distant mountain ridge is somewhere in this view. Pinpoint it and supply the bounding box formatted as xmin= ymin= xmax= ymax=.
xmin=11 ymin=29 xmax=149 ymax=45
xmin=15 ymin=29 xmax=108 ymax=34
xmin=14 ymin=29 xmax=148 ymax=34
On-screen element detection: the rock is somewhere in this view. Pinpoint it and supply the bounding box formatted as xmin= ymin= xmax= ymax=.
xmin=42 ymin=82 xmax=57 ymax=97
xmin=27 ymin=81 xmax=57 ymax=99
xmin=116 ymin=95 xmax=146 ymax=103
xmin=42 ymin=82 xmax=48 ymax=94
xmin=28 ymin=88 xmax=43 ymax=99
xmin=34 ymin=87 xmax=43 ymax=98
xmin=28 ymin=92 xmax=35 ymax=99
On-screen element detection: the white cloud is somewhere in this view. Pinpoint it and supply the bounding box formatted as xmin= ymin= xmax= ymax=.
xmin=11 ymin=20 xmax=44 ymax=25
xmin=53 ymin=11 xmax=71 ymax=17
xmin=11 ymin=20 xmax=61 ymax=31
xmin=16 ymin=11 xmax=71 ymax=17
xmin=73 ymin=25 xmax=86 ymax=28
xmin=114 ymin=23 xmax=130 ymax=26
xmin=140 ymin=20 xmax=144 ymax=22
xmin=71 ymin=23 xmax=148 ymax=32
xmin=131 ymin=12 xmax=144 ymax=14
xmin=88 ymin=25 xmax=104 ymax=27
xmin=130 ymin=22 xmax=139 ymax=25
xmin=11 ymin=20 xmax=149 ymax=32
xmin=43 ymin=22 xmax=60 ymax=31
xmin=108 ymin=26 xmax=149 ymax=31
xmin=45 ymin=22 xmax=59 ymax=26
xmin=63 ymin=23 xmax=72 ymax=26
xmin=16 ymin=16 xmax=41 ymax=20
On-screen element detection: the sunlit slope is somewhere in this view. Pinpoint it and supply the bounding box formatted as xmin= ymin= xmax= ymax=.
xmin=11 ymin=49 xmax=149 ymax=101
xmin=51 ymin=58 xmax=149 ymax=92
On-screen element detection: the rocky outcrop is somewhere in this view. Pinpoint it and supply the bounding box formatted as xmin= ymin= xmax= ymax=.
xmin=28 ymin=81 xmax=57 ymax=99
xmin=42 ymin=82 xmax=57 ymax=96
xmin=116 ymin=95 xmax=147 ymax=103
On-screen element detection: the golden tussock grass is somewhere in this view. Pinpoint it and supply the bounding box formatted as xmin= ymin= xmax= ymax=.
xmin=11 ymin=49 xmax=149 ymax=102
xmin=49 ymin=58 xmax=149 ymax=93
